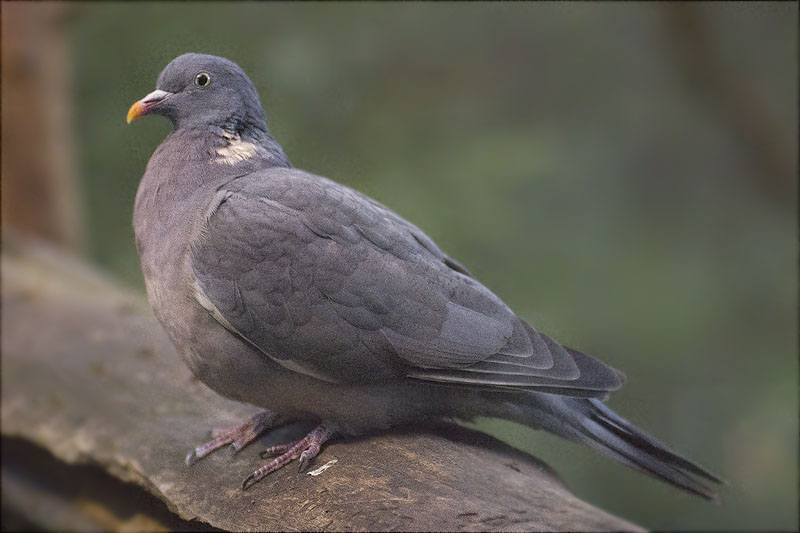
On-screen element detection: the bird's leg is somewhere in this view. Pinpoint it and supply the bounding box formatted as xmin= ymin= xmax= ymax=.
xmin=242 ymin=423 xmax=334 ymax=490
xmin=185 ymin=410 xmax=284 ymax=465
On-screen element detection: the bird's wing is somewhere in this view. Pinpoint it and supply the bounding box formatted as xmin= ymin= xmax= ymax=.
xmin=190 ymin=168 xmax=623 ymax=396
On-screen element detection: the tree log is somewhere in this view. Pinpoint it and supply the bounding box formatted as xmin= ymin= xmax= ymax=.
xmin=1 ymin=4 xmax=85 ymax=249
xmin=1 ymin=236 xmax=642 ymax=532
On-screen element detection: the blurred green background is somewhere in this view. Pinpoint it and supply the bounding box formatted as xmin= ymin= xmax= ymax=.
xmin=8 ymin=2 xmax=799 ymax=530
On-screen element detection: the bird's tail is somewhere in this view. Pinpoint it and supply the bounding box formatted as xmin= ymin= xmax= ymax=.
xmin=497 ymin=392 xmax=724 ymax=500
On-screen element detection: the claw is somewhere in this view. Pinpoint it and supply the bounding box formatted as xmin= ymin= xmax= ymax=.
xmin=298 ymin=451 xmax=311 ymax=473
xmin=241 ymin=471 xmax=260 ymax=491
xmin=185 ymin=449 xmax=199 ymax=466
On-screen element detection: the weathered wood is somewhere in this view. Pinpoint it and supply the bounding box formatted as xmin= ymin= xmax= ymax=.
xmin=1 ymin=236 xmax=642 ymax=532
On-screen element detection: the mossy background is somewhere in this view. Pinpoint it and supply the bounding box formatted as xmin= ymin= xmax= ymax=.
xmin=68 ymin=2 xmax=796 ymax=530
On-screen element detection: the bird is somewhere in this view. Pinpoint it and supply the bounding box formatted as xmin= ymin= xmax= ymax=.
xmin=127 ymin=53 xmax=721 ymax=498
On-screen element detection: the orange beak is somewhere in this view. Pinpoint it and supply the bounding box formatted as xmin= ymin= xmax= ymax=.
xmin=126 ymin=89 xmax=172 ymax=124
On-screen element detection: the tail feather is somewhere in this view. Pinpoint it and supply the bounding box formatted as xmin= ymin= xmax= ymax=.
xmin=576 ymin=404 xmax=720 ymax=500
xmin=587 ymin=399 xmax=723 ymax=484
xmin=512 ymin=393 xmax=723 ymax=500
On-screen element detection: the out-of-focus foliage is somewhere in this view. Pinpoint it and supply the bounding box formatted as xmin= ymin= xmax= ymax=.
xmin=71 ymin=3 xmax=796 ymax=530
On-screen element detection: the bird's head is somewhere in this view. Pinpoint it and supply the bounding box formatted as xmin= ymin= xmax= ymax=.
xmin=127 ymin=53 xmax=267 ymax=132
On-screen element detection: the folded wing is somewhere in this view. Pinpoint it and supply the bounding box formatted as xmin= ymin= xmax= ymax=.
xmin=190 ymin=168 xmax=623 ymax=396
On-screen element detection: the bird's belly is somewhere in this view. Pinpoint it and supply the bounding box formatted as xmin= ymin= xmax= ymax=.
xmin=148 ymin=275 xmax=469 ymax=431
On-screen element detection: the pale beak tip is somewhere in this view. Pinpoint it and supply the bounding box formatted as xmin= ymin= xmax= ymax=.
xmin=127 ymin=101 xmax=144 ymax=124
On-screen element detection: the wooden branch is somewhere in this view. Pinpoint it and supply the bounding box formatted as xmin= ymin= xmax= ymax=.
xmin=1 ymin=236 xmax=642 ymax=532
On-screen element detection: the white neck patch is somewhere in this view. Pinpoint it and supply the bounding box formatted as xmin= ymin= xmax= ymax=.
xmin=213 ymin=132 xmax=260 ymax=165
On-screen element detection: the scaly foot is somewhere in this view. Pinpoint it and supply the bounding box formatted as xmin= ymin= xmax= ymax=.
xmin=242 ymin=423 xmax=334 ymax=490
xmin=185 ymin=410 xmax=284 ymax=465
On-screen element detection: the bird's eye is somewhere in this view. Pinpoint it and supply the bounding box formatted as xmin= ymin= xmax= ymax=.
xmin=194 ymin=72 xmax=211 ymax=88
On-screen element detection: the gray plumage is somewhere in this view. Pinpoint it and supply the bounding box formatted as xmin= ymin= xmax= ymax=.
xmin=131 ymin=53 xmax=721 ymax=498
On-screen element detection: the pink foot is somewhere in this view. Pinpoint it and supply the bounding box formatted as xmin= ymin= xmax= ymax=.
xmin=185 ymin=410 xmax=283 ymax=465
xmin=242 ymin=423 xmax=334 ymax=490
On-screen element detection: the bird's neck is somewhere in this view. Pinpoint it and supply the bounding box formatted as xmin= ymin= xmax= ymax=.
xmin=211 ymin=114 xmax=291 ymax=168
xmin=165 ymin=113 xmax=291 ymax=169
